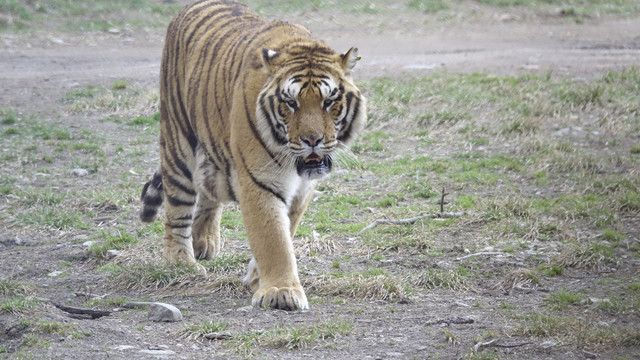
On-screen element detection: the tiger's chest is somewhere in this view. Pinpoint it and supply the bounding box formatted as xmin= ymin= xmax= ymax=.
xmin=194 ymin=144 xmax=311 ymax=208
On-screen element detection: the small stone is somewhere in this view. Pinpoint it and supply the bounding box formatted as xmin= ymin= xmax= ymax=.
xmin=108 ymin=28 xmax=121 ymax=34
xmin=236 ymin=305 xmax=253 ymax=312
xmin=82 ymin=241 xmax=95 ymax=247
xmin=138 ymin=350 xmax=176 ymax=356
xmin=539 ymin=340 xmax=556 ymax=349
xmin=148 ymin=302 xmax=182 ymax=322
xmin=113 ymin=345 xmax=137 ymax=351
xmin=106 ymin=249 xmax=121 ymax=258
xmin=48 ymin=271 xmax=64 ymax=277
xmin=72 ymin=168 xmax=89 ymax=177
xmin=0 ymin=235 xmax=21 ymax=246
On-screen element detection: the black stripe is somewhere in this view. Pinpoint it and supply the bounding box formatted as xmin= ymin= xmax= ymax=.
xmin=338 ymin=92 xmax=360 ymax=143
xmin=166 ymin=175 xmax=196 ymax=196
xmin=167 ymin=223 xmax=192 ymax=229
xmin=244 ymin=90 xmax=280 ymax=165
xmin=261 ymin=95 xmax=288 ymax=145
xmin=143 ymin=194 xmax=163 ymax=207
xmin=140 ymin=208 xmax=158 ymax=222
xmin=167 ymin=195 xmax=196 ymax=207
xmin=238 ymin=151 xmax=285 ymax=204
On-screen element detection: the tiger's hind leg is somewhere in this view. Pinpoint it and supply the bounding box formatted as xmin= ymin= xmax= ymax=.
xmin=192 ymin=196 xmax=223 ymax=260
xmin=161 ymin=169 xmax=205 ymax=273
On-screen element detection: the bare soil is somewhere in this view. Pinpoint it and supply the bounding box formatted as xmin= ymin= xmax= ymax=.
xmin=1 ymin=3 xmax=639 ymax=360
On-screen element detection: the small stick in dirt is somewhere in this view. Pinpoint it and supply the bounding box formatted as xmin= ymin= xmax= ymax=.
xmin=360 ymin=211 xmax=465 ymax=233
xmin=473 ymin=338 xmax=533 ymax=352
xmin=51 ymin=302 xmax=111 ymax=319
xmin=437 ymin=186 xmax=449 ymax=213
xmin=425 ymin=316 xmax=474 ymax=326
xmin=455 ymin=251 xmax=503 ymax=261
xmin=204 ymin=332 xmax=233 ymax=340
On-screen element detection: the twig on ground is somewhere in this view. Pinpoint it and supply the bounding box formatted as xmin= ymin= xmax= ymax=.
xmin=425 ymin=316 xmax=474 ymax=326
xmin=473 ymin=339 xmax=533 ymax=352
xmin=473 ymin=338 xmax=534 ymax=352
xmin=360 ymin=212 xmax=465 ymax=233
xmin=455 ymin=251 xmax=502 ymax=261
xmin=437 ymin=187 xmax=450 ymax=213
xmin=51 ymin=302 xmax=111 ymax=319
xmin=204 ymin=332 xmax=233 ymax=340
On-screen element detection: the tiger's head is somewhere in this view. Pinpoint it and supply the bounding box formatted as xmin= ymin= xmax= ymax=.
xmin=256 ymin=42 xmax=366 ymax=180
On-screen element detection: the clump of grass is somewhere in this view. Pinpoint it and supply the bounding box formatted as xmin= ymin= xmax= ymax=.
xmin=110 ymin=261 xmax=200 ymax=291
xmin=0 ymin=278 xmax=33 ymax=297
xmin=555 ymin=241 xmax=620 ymax=270
xmin=514 ymin=313 xmax=640 ymax=351
xmin=493 ymin=268 xmax=540 ymax=293
xmin=0 ymin=296 xmax=39 ymax=315
xmin=546 ymin=290 xmax=582 ymax=311
xmin=305 ymin=273 xmax=410 ymax=301
xmin=232 ymin=320 xmax=353 ymax=355
xmin=112 ymin=79 xmax=128 ymax=90
xmin=411 ymin=267 xmax=471 ymax=291
xmin=109 ymin=256 xmax=247 ymax=297
xmin=90 ymin=230 xmax=139 ymax=260
xmin=180 ymin=320 xmax=229 ymax=340
xmin=201 ymin=253 xmax=250 ymax=273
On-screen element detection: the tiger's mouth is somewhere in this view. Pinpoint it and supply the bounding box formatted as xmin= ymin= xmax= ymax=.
xmin=296 ymin=153 xmax=332 ymax=178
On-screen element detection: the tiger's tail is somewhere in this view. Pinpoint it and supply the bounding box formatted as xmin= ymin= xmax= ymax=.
xmin=140 ymin=170 xmax=164 ymax=223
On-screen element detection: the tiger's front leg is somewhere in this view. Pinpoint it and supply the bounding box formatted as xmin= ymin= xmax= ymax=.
xmin=237 ymin=176 xmax=308 ymax=311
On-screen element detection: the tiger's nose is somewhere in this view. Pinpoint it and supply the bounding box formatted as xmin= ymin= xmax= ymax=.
xmin=300 ymin=135 xmax=323 ymax=147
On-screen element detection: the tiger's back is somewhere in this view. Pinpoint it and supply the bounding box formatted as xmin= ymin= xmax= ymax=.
xmin=141 ymin=0 xmax=366 ymax=310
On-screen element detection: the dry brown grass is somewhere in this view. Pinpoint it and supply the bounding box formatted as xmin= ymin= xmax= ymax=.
xmin=304 ymin=274 xmax=409 ymax=301
xmin=493 ymin=268 xmax=540 ymax=294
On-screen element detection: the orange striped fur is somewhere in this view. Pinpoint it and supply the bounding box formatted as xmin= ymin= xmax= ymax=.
xmin=140 ymin=0 xmax=366 ymax=310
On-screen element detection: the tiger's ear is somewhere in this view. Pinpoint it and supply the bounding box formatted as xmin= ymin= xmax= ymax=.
xmin=340 ymin=47 xmax=360 ymax=75
xmin=261 ymin=48 xmax=280 ymax=74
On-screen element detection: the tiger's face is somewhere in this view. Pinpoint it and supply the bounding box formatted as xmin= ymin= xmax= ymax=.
xmin=257 ymin=46 xmax=365 ymax=180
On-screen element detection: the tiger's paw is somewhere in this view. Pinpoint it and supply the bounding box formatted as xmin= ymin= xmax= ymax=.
xmin=192 ymin=235 xmax=221 ymax=260
xmin=163 ymin=245 xmax=207 ymax=275
xmin=252 ymin=286 xmax=309 ymax=311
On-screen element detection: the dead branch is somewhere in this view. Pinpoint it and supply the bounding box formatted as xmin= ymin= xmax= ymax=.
xmin=204 ymin=332 xmax=233 ymax=340
xmin=360 ymin=212 xmax=465 ymax=233
xmin=473 ymin=338 xmax=533 ymax=352
xmin=437 ymin=186 xmax=449 ymax=213
xmin=51 ymin=302 xmax=111 ymax=319
xmin=425 ymin=316 xmax=474 ymax=326
xmin=455 ymin=251 xmax=502 ymax=261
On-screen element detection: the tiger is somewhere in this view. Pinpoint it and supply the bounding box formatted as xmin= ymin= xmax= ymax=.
xmin=139 ymin=0 xmax=366 ymax=311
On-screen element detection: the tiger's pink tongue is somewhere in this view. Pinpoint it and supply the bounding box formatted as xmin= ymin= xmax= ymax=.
xmin=304 ymin=153 xmax=322 ymax=163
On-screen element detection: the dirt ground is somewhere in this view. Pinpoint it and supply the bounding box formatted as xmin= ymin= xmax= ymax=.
xmin=1 ymin=2 xmax=639 ymax=360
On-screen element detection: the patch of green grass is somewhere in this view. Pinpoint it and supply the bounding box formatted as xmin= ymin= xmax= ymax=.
xmin=0 ymin=296 xmax=39 ymax=314
xmin=201 ymin=253 xmax=251 ymax=273
xmin=181 ymin=320 xmax=229 ymax=339
xmin=83 ymin=297 xmax=130 ymax=308
xmin=305 ymin=273 xmax=410 ymax=301
xmin=232 ymin=319 xmax=353 ymax=355
xmin=542 ymin=264 xmax=564 ymax=277
xmin=18 ymin=208 xmax=88 ymax=230
xmin=112 ymin=79 xmax=129 ymax=90
xmin=546 ymin=290 xmax=582 ymax=311
xmin=411 ymin=267 xmax=470 ymax=291
xmin=0 ymin=278 xmax=32 ymax=297
xmin=90 ymin=230 xmax=139 ymax=260
xmin=62 ymin=85 xmax=101 ymax=103
xmin=1 ymin=0 xmax=182 ymax=32
xmin=555 ymin=241 xmax=619 ymax=270
xmin=406 ymin=0 xmax=449 ymax=13
xmin=514 ymin=312 xmax=640 ymax=350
